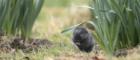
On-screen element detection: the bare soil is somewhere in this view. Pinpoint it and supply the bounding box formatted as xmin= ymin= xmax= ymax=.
xmin=0 ymin=36 xmax=53 ymax=53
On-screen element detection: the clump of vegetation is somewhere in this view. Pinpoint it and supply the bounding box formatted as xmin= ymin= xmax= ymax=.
xmin=90 ymin=0 xmax=140 ymax=55
xmin=0 ymin=0 xmax=51 ymax=53
xmin=0 ymin=0 xmax=44 ymax=39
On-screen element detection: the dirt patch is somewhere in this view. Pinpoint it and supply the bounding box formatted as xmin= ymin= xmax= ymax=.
xmin=54 ymin=54 xmax=106 ymax=60
xmin=0 ymin=36 xmax=53 ymax=53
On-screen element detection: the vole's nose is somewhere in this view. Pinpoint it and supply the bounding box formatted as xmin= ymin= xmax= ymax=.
xmin=75 ymin=42 xmax=80 ymax=45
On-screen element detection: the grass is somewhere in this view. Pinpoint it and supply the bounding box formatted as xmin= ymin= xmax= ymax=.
xmin=90 ymin=0 xmax=140 ymax=55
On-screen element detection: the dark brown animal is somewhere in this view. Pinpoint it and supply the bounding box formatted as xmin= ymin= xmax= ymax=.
xmin=72 ymin=27 xmax=95 ymax=52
